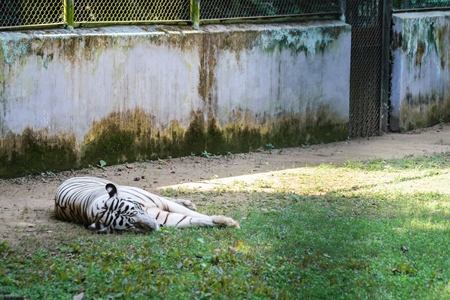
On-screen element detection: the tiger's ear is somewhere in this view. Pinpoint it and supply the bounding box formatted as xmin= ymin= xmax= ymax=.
xmin=105 ymin=183 xmax=118 ymax=198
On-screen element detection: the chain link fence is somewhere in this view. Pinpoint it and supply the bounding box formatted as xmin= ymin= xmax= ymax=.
xmin=1 ymin=0 xmax=341 ymax=29
xmin=393 ymin=0 xmax=450 ymax=11
xmin=347 ymin=0 xmax=384 ymax=137
xmin=74 ymin=0 xmax=190 ymax=24
xmin=0 ymin=0 xmax=64 ymax=28
xmin=200 ymin=0 xmax=340 ymax=20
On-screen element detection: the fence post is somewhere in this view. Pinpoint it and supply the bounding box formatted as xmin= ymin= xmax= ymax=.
xmin=64 ymin=0 xmax=75 ymax=29
xmin=190 ymin=0 xmax=200 ymax=28
xmin=339 ymin=0 xmax=346 ymax=22
xmin=380 ymin=0 xmax=392 ymax=132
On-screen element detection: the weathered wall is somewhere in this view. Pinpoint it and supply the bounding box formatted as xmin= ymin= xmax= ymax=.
xmin=390 ymin=11 xmax=450 ymax=132
xmin=0 ymin=21 xmax=351 ymax=178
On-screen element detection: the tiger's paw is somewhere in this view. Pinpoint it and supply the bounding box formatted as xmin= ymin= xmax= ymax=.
xmin=87 ymin=221 xmax=110 ymax=234
xmin=212 ymin=215 xmax=240 ymax=229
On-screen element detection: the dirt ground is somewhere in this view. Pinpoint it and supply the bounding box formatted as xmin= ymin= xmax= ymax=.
xmin=2 ymin=124 xmax=450 ymax=247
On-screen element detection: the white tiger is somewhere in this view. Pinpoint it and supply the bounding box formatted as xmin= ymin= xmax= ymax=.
xmin=54 ymin=177 xmax=240 ymax=233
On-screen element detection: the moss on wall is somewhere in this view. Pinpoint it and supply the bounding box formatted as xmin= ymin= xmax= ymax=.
xmin=395 ymin=15 xmax=449 ymax=71
xmin=399 ymin=95 xmax=450 ymax=131
xmin=259 ymin=24 xmax=349 ymax=56
xmin=0 ymin=106 xmax=347 ymax=178
xmin=0 ymin=128 xmax=77 ymax=178
xmin=81 ymin=106 xmax=347 ymax=168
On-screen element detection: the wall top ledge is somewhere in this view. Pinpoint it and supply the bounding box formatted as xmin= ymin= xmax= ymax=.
xmin=0 ymin=20 xmax=350 ymax=40
xmin=393 ymin=10 xmax=450 ymax=19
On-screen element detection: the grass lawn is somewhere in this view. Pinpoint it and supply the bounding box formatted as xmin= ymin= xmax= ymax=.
xmin=2 ymin=154 xmax=450 ymax=299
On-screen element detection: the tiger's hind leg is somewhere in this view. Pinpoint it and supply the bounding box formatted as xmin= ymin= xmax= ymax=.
xmin=166 ymin=198 xmax=197 ymax=211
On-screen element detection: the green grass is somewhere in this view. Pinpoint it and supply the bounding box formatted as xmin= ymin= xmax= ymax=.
xmin=2 ymin=154 xmax=450 ymax=299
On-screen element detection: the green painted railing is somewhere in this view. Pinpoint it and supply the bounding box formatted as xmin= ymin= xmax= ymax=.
xmin=64 ymin=0 xmax=74 ymax=29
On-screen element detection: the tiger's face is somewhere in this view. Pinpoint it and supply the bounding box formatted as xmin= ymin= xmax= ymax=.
xmin=89 ymin=183 xmax=160 ymax=233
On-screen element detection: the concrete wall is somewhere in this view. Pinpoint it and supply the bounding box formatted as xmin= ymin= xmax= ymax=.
xmin=390 ymin=11 xmax=450 ymax=131
xmin=0 ymin=21 xmax=351 ymax=178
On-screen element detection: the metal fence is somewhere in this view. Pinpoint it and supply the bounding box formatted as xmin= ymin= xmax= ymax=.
xmin=0 ymin=0 xmax=341 ymax=29
xmin=74 ymin=0 xmax=191 ymax=24
xmin=393 ymin=0 xmax=450 ymax=11
xmin=199 ymin=1 xmax=340 ymax=20
xmin=347 ymin=0 xmax=385 ymax=137
xmin=0 ymin=0 xmax=64 ymax=28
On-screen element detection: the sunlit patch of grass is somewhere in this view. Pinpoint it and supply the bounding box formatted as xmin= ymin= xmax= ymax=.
xmin=344 ymin=153 xmax=450 ymax=171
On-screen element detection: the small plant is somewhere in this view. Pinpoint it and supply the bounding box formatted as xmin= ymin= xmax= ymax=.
xmin=41 ymin=171 xmax=55 ymax=177
xmin=158 ymin=158 xmax=169 ymax=165
xmin=301 ymin=143 xmax=310 ymax=148
xmin=202 ymin=150 xmax=212 ymax=158
xmin=97 ymin=160 xmax=106 ymax=168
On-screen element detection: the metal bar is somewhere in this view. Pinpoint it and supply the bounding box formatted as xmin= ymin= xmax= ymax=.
xmin=64 ymin=0 xmax=75 ymax=29
xmin=190 ymin=0 xmax=200 ymax=27
xmin=76 ymin=20 xmax=191 ymax=27
xmin=393 ymin=6 xmax=450 ymax=12
xmin=199 ymin=14 xmax=340 ymax=26
xmin=200 ymin=11 xmax=341 ymax=21
xmin=0 ymin=23 xmax=66 ymax=31
xmin=380 ymin=0 xmax=392 ymax=132
xmin=339 ymin=0 xmax=346 ymax=22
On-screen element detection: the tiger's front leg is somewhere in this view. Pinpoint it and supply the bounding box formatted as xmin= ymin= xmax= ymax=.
xmin=167 ymin=198 xmax=197 ymax=211
xmin=145 ymin=207 xmax=240 ymax=229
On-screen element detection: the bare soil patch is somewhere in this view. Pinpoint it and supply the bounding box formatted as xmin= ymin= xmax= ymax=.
xmin=2 ymin=124 xmax=450 ymax=247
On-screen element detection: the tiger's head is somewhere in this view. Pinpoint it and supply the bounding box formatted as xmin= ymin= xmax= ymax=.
xmin=89 ymin=183 xmax=160 ymax=233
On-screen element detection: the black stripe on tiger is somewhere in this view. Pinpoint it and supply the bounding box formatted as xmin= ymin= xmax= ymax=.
xmin=175 ymin=215 xmax=188 ymax=226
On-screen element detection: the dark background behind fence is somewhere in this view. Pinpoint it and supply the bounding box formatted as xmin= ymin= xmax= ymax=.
xmin=0 ymin=0 xmax=449 ymax=137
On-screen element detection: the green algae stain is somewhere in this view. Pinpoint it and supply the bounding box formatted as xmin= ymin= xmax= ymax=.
xmin=80 ymin=106 xmax=347 ymax=168
xmin=401 ymin=16 xmax=449 ymax=69
xmin=184 ymin=110 xmax=207 ymax=154
xmin=43 ymin=53 xmax=54 ymax=69
xmin=81 ymin=109 xmax=151 ymax=166
xmin=400 ymin=95 xmax=450 ymax=131
xmin=415 ymin=41 xmax=426 ymax=66
xmin=0 ymin=107 xmax=347 ymax=178
xmin=0 ymin=35 xmax=31 ymax=66
xmin=205 ymin=115 xmax=226 ymax=154
xmin=259 ymin=25 xmax=347 ymax=56
xmin=0 ymin=128 xmax=77 ymax=178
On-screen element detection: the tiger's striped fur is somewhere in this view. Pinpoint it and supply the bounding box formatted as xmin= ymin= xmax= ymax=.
xmin=54 ymin=177 xmax=239 ymax=233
